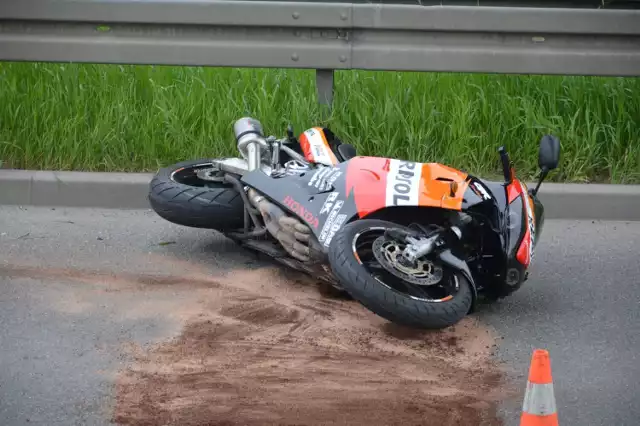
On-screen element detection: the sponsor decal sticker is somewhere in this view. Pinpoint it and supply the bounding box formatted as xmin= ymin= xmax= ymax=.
xmin=309 ymin=167 xmax=342 ymax=192
xmin=309 ymin=167 xmax=330 ymax=188
xmin=473 ymin=181 xmax=492 ymax=200
xmin=325 ymin=170 xmax=342 ymax=190
xmin=323 ymin=214 xmax=347 ymax=247
xmin=515 ymin=181 xmax=536 ymax=267
xmin=302 ymin=128 xmax=337 ymax=167
xmin=283 ymin=195 xmax=320 ymax=229
xmin=524 ymin=194 xmax=536 ymax=265
xmin=313 ymin=145 xmax=324 ymax=158
xmin=320 ymin=191 xmax=340 ymax=215
xmin=319 ymin=199 xmax=345 ymax=244
xmin=385 ymin=159 xmax=421 ymax=206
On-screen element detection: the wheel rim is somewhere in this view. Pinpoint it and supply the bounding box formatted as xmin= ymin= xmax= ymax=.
xmin=170 ymin=163 xmax=225 ymax=187
xmin=351 ymin=226 xmax=461 ymax=302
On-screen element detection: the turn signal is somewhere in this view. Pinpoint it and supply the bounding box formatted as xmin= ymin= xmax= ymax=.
xmin=449 ymin=182 xmax=458 ymax=197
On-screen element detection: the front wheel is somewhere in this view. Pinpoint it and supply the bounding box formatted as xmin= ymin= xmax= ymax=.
xmin=327 ymin=219 xmax=473 ymax=329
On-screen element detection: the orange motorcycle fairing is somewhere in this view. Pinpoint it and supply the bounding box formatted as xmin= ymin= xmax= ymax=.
xmin=344 ymin=156 xmax=470 ymax=219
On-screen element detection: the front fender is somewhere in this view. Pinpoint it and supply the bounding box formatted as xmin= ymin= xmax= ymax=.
xmin=437 ymin=249 xmax=478 ymax=313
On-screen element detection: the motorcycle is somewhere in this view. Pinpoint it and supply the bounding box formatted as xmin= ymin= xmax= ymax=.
xmin=148 ymin=117 xmax=560 ymax=329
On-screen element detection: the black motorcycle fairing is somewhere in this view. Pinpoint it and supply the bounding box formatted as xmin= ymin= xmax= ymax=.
xmin=463 ymin=176 xmax=537 ymax=296
xmin=462 ymin=178 xmax=495 ymax=210
xmin=458 ymin=176 xmax=533 ymax=293
xmin=240 ymin=163 xmax=359 ymax=251
xmin=475 ymin=178 xmax=516 ymax=254
xmin=461 ymin=178 xmax=510 ymax=248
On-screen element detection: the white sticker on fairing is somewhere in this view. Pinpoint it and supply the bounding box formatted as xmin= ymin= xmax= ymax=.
xmin=524 ymin=194 xmax=536 ymax=265
xmin=323 ymin=214 xmax=347 ymax=247
xmin=303 ymin=128 xmax=336 ymax=167
xmin=319 ymin=200 xmax=345 ymax=244
xmin=309 ymin=167 xmax=341 ymax=192
xmin=308 ymin=167 xmax=331 ymax=188
xmin=385 ymin=159 xmax=422 ymax=206
xmin=320 ymin=191 xmax=340 ymax=215
xmin=473 ymin=182 xmax=492 ymax=200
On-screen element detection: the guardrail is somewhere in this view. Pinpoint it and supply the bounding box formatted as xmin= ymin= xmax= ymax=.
xmin=1 ymin=0 xmax=639 ymax=109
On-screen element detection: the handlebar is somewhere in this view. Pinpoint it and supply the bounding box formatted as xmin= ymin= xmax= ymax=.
xmin=498 ymin=146 xmax=513 ymax=185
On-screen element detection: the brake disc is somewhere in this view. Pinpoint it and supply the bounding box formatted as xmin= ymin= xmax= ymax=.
xmin=372 ymin=236 xmax=443 ymax=286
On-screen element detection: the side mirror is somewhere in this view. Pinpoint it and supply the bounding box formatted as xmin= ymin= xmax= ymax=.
xmin=531 ymin=135 xmax=560 ymax=196
xmin=538 ymin=135 xmax=560 ymax=171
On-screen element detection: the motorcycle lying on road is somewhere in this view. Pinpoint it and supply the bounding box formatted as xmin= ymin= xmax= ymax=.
xmin=148 ymin=117 xmax=560 ymax=329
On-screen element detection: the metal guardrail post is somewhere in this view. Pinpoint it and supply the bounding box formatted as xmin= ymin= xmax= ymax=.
xmin=316 ymin=69 xmax=335 ymax=114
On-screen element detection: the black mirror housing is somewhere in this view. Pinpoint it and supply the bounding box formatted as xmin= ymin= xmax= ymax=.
xmin=531 ymin=135 xmax=561 ymax=196
xmin=539 ymin=135 xmax=560 ymax=171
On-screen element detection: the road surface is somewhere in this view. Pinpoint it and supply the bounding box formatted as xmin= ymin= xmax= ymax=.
xmin=0 ymin=206 xmax=638 ymax=425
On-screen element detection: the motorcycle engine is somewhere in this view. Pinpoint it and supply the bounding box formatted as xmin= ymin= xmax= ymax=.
xmin=247 ymin=188 xmax=324 ymax=264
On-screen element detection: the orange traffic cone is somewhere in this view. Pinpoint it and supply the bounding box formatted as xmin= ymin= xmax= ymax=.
xmin=520 ymin=349 xmax=559 ymax=426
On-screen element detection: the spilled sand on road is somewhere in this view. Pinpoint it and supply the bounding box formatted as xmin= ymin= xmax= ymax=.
xmin=0 ymin=260 xmax=512 ymax=425
xmin=110 ymin=266 xmax=512 ymax=426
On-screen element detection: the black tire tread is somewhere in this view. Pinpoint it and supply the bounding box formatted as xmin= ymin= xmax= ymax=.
xmin=328 ymin=219 xmax=473 ymax=329
xmin=148 ymin=159 xmax=246 ymax=231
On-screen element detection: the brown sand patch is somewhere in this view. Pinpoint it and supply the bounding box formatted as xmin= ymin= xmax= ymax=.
xmin=0 ymin=260 xmax=511 ymax=424
xmin=111 ymin=266 xmax=512 ymax=426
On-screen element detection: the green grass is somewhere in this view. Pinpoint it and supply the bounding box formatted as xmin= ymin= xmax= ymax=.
xmin=1 ymin=62 xmax=639 ymax=183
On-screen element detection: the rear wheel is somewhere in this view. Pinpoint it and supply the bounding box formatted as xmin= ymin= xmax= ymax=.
xmin=328 ymin=219 xmax=473 ymax=329
xmin=148 ymin=159 xmax=245 ymax=231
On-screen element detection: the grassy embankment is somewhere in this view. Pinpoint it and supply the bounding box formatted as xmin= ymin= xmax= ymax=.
xmin=1 ymin=62 xmax=638 ymax=183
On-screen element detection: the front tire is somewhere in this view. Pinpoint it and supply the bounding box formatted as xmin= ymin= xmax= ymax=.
xmin=148 ymin=159 xmax=245 ymax=231
xmin=327 ymin=219 xmax=473 ymax=329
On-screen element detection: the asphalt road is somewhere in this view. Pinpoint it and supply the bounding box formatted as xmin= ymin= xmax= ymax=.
xmin=1 ymin=206 xmax=639 ymax=425
xmin=480 ymin=218 xmax=640 ymax=425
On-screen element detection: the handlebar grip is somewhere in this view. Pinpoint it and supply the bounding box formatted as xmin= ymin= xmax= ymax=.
xmin=498 ymin=146 xmax=512 ymax=184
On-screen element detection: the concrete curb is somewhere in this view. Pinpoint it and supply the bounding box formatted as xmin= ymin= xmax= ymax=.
xmin=1 ymin=169 xmax=640 ymax=220
xmin=534 ymin=182 xmax=640 ymax=221
xmin=0 ymin=169 xmax=153 ymax=210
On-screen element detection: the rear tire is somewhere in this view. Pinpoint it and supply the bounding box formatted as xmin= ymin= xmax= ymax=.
xmin=327 ymin=219 xmax=473 ymax=329
xmin=148 ymin=159 xmax=245 ymax=231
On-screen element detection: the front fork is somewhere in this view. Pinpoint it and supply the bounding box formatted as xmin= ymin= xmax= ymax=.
xmin=387 ymin=212 xmax=472 ymax=263
xmin=384 ymin=214 xmax=478 ymax=309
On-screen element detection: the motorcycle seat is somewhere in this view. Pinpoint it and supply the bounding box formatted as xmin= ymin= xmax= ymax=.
xmin=336 ymin=143 xmax=357 ymax=162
